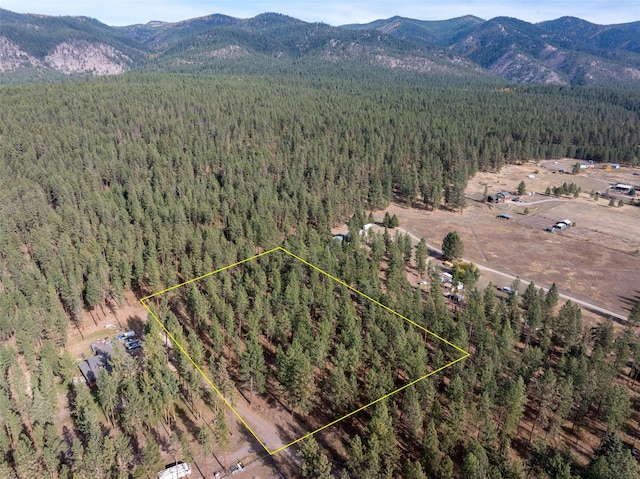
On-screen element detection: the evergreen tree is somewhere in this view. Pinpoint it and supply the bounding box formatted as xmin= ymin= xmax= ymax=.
xmin=12 ymin=433 xmax=39 ymax=478
xmin=276 ymin=339 xmax=316 ymax=415
xmin=585 ymin=433 xmax=639 ymax=479
xmin=347 ymin=434 xmax=367 ymax=477
xmin=440 ymin=456 xmax=456 ymax=479
xmin=442 ymin=231 xmax=464 ymax=261
xmin=422 ymin=419 xmax=442 ymax=476
xmin=214 ymin=409 xmax=231 ymax=471
xmin=502 ymin=376 xmax=526 ymax=438
xmin=239 ymin=334 xmax=267 ymax=403
xmin=141 ymin=434 xmax=164 ymax=475
xmin=198 ymin=424 xmax=214 ymax=477
xmin=366 ymin=401 xmax=399 ymax=474
xmin=628 ymin=301 xmax=640 ymax=325
xmin=96 ymin=367 xmax=118 ymax=425
xmin=462 ymin=441 xmax=490 ymax=479
xmin=602 ymin=385 xmax=631 ymax=433
xmin=415 ymin=238 xmax=428 ymax=278
xmin=517 ymin=181 xmax=526 ymax=195
xmin=298 ymin=437 xmax=332 ymax=479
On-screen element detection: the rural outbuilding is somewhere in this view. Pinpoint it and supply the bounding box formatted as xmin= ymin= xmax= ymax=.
xmin=613 ymin=184 xmax=633 ymax=194
xmin=488 ymin=191 xmax=513 ymax=203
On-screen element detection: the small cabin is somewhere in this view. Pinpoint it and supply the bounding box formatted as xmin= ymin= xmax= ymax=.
xmin=488 ymin=191 xmax=512 ymax=203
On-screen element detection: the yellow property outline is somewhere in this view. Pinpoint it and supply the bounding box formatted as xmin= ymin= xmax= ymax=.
xmin=140 ymin=246 xmax=469 ymax=455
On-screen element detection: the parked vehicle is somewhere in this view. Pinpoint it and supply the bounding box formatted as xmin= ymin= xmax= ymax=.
xmin=444 ymin=292 xmax=463 ymax=302
xmin=117 ymin=330 xmax=136 ymax=340
xmin=125 ymin=340 xmax=142 ymax=351
xmin=157 ymin=462 xmax=191 ymax=479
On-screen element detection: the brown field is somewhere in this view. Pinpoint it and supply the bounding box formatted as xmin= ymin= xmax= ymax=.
xmin=380 ymin=161 xmax=640 ymax=326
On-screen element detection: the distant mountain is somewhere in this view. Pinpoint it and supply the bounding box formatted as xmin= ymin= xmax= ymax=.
xmin=1 ymin=8 xmax=640 ymax=87
xmin=342 ymin=15 xmax=484 ymax=47
xmin=0 ymin=8 xmax=146 ymax=80
xmin=539 ymin=16 xmax=640 ymax=55
xmin=345 ymin=15 xmax=640 ymax=87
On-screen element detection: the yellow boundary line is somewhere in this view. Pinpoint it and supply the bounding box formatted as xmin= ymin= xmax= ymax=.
xmin=140 ymin=246 xmax=469 ymax=455
xmin=141 ymin=300 xmax=273 ymax=453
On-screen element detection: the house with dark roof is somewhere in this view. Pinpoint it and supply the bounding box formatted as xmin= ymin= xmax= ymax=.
xmin=78 ymin=356 xmax=109 ymax=386
xmin=488 ymin=191 xmax=513 ymax=203
xmin=79 ymin=339 xmax=113 ymax=386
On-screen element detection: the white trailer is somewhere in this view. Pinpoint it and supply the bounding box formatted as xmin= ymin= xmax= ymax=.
xmin=157 ymin=462 xmax=191 ymax=479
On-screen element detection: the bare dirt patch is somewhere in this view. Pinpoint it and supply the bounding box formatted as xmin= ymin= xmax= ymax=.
xmin=66 ymin=291 xmax=148 ymax=361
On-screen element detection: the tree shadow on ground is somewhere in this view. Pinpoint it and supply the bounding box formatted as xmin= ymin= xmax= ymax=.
xmin=175 ymin=403 xmax=200 ymax=437
xmin=618 ymin=291 xmax=640 ymax=309
xmin=150 ymin=427 xmax=170 ymax=452
xmin=126 ymin=315 xmax=145 ymax=335
xmin=263 ymin=383 xmax=291 ymax=414
xmin=235 ymin=416 xmax=270 ymax=458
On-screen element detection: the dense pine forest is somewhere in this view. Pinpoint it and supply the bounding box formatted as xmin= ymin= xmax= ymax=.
xmin=1 ymin=72 xmax=640 ymax=478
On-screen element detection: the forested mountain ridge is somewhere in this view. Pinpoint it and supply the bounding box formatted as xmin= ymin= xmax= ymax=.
xmin=347 ymin=15 xmax=640 ymax=87
xmin=0 ymin=9 xmax=146 ymax=80
xmin=2 ymin=8 xmax=640 ymax=86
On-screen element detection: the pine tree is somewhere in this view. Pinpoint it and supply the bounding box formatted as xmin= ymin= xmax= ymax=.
xmin=442 ymin=231 xmax=464 ymax=261
xmin=415 ymin=238 xmax=428 ymax=278
xmin=347 ymin=434 xmax=367 ymax=477
xmin=602 ymin=385 xmax=631 ymax=433
xmin=422 ymin=419 xmax=442 ymax=476
xmin=402 ymin=386 xmax=423 ymax=441
xmin=502 ymin=376 xmax=526 ymax=438
xmin=239 ymin=334 xmax=267 ymax=404
xmin=366 ymin=401 xmax=399 ymax=475
xmin=214 ymin=409 xmax=231 ymax=471
xmin=199 ymin=424 xmax=214 ymax=477
xmin=276 ymin=339 xmax=316 ymax=415
xmin=440 ymin=456 xmax=455 ymax=479
xmin=585 ymin=433 xmax=638 ymax=479
xmin=141 ymin=434 xmax=163 ymax=475
xmin=298 ymin=437 xmax=332 ymax=479
xmin=13 ymin=433 xmax=39 ymax=478
xmin=517 ymin=181 xmax=526 ymax=195
xmin=96 ymin=368 xmax=118 ymax=425
xmin=628 ymin=301 xmax=640 ymax=325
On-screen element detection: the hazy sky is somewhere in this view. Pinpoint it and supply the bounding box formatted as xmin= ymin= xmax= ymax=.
xmin=3 ymin=0 xmax=638 ymax=26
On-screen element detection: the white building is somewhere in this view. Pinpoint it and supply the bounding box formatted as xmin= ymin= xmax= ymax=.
xmin=157 ymin=462 xmax=191 ymax=479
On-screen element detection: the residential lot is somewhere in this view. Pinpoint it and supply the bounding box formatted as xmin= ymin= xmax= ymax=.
xmin=384 ymin=161 xmax=640 ymax=322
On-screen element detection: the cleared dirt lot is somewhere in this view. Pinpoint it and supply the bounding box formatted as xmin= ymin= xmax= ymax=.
xmin=383 ymin=162 xmax=640 ymax=322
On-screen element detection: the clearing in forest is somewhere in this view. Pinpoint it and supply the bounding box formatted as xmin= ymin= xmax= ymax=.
xmin=140 ymin=247 xmax=469 ymax=455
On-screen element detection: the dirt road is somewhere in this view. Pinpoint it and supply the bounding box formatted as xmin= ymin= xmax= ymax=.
xmin=392 ymin=226 xmax=627 ymax=322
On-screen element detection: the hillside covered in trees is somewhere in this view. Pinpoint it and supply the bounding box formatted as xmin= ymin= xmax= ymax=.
xmin=3 ymin=8 xmax=640 ymax=87
xmin=0 ymin=72 xmax=640 ymax=477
